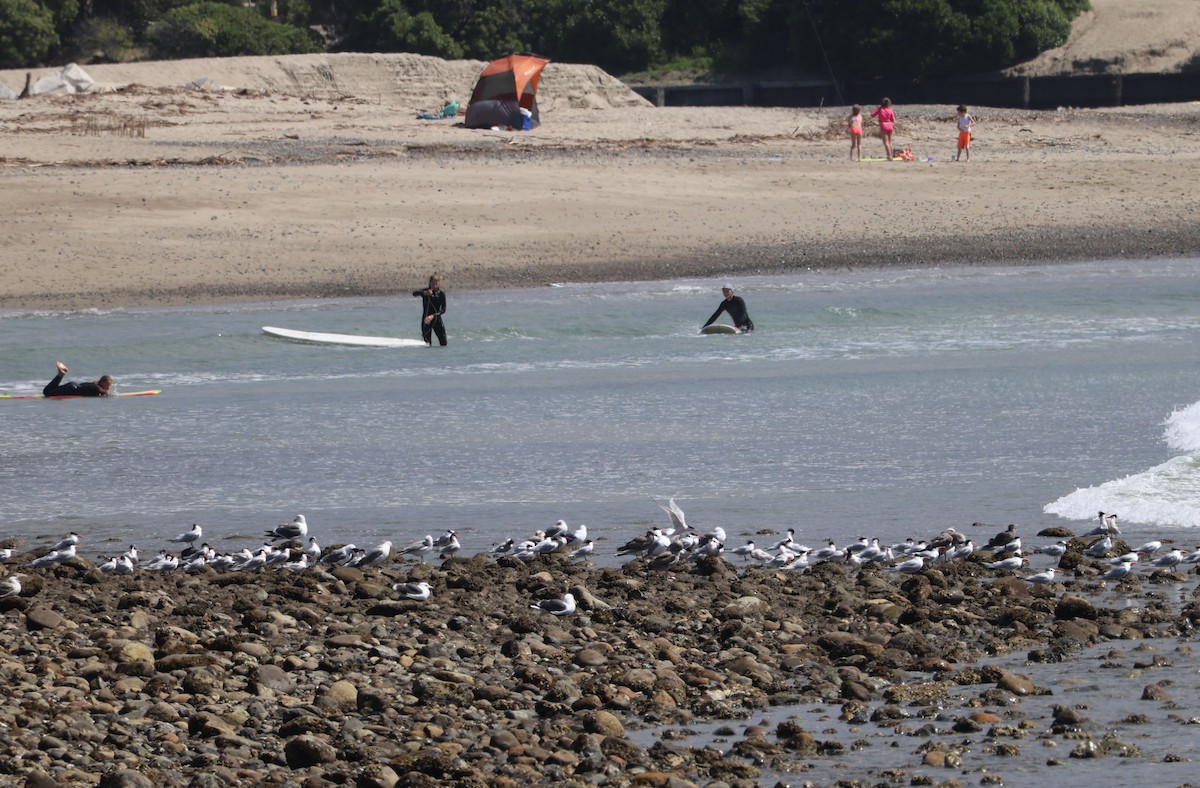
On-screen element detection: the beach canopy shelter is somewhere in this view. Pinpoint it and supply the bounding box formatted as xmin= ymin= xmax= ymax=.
xmin=465 ymin=53 xmax=550 ymax=129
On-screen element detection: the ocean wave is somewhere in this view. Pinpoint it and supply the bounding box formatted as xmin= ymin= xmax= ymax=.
xmin=1164 ymin=399 xmax=1200 ymax=454
xmin=1044 ymin=454 xmax=1200 ymax=530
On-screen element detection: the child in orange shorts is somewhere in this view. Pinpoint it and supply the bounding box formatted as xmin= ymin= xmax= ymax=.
xmin=848 ymin=105 xmax=863 ymax=161
xmin=955 ymin=105 xmax=974 ymax=161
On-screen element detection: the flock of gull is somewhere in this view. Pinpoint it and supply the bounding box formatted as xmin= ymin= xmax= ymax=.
xmin=2 ymin=503 xmax=1195 ymax=614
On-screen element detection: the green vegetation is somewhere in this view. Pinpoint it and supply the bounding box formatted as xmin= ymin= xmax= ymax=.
xmin=0 ymin=0 xmax=1088 ymax=80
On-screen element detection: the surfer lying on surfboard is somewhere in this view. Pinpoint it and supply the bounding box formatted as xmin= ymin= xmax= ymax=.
xmin=43 ymin=361 xmax=114 ymax=397
xmin=702 ymin=282 xmax=754 ymax=333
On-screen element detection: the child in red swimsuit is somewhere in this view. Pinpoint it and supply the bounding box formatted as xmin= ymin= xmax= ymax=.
xmin=848 ymin=105 xmax=863 ymax=161
xmin=870 ymin=98 xmax=896 ymax=160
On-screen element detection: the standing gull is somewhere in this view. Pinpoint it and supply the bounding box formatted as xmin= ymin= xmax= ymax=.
xmin=355 ymin=541 xmax=393 ymax=568
xmin=266 ymin=514 xmax=308 ymax=541
xmin=168 ymin=524 xmax=203 ymax=545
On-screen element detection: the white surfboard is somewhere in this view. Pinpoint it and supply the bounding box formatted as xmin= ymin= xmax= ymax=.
xmin=700 ymin=324 xmax=740 ymax=335
xmin=262 ymin=326 xmax=427 ymax=348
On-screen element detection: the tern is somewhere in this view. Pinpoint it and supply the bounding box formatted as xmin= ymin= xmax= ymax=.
xmin=168 ymin=524 xmax=202 ymax=544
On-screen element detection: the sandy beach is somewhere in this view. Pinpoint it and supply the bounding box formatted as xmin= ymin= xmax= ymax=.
xmin=2 ymin=51 xmax=1199 ymax=310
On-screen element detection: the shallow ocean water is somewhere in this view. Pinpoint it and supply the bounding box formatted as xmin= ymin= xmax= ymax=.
xmin=4 ymin=259 xmax=1200 ymax=562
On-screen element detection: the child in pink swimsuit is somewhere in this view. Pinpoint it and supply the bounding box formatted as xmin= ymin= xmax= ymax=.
xmin=870 ymin=98 xmax=896 ymax=160
xmin=848 ymin=105 xmax=863 ymax=161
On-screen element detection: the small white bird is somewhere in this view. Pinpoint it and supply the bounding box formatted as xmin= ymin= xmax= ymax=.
xmin=489 ymin=538 xmax=515 ymax=556
xmin=569 ymin=540 xmax=595 ymax=560
xmin=1034 ymin=541 xmax=1068 ymax=559
xmin=1084 ymin=535 xmax=1112 ymax=558
xmin=0 ymin=575 xmax=21 ymax=598
xmin=30 ymin=543 xmax=77 ymax=568
xmin=1134 ymin=540 xmax=1162 ymax=556
xmin=984 ymin=556 xmax=1024 ymax=571
xmin=319 ymin=543 xmax=356 ymax=565
xmin=266 ymin=514 xmax=308 ymax=541
xmin=1099 ymin=511 xmax=1120 ymax=533
xmin=890 ymin=556 xmax=925 ymax=574
xmin=531 ymin=592 xmax=576 ymax=616
xmin=168 ymin=524 xmax=202 ymax=544
xmin=302 ymin=537 xmax=321 ymax=562
xmin=544 ymin=520 xmax=570 ymax=540
xmin=1024 ymin=567 xmax=1057 ymax=585
xmin=730 ymin=541 xmax=758 ymax=561
xmin=432 ymin=530 xmax=457 ymax=549
xmin=1151 ymin=549 xmax=1186 ymax=568
xmin=393 ymin=581 xmax=432 ymax=601
xmin=51 ymin=532 xmax=81 ymax=551
xmin=1100 ymin=559 xmax=1136 ymax=580
xmin=0 ymin=548 xmax=12 ymax=563
xmin=279 ymin=553 xmax=309 ymax=571
xmin=566 ymin=523 xmax=588 ymax=545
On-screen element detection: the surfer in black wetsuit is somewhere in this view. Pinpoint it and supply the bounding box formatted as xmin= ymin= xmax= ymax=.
xmin=43 ymin=361 xmax=113 ymax=397
xmin=703 ymin=283 xmax=754 ymax=332
xmin=412 ymin=273 xmax=447 ymax=346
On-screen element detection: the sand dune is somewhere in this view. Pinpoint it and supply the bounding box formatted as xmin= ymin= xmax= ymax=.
xmin=1011 ymin=0 xmax=1200 ymax=75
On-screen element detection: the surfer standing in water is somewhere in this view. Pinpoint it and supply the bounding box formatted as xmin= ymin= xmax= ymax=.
xmin=703 ymin=283 xmax=754 ymax=333
xmin=43 ymin=361 xmax=113 ymax=397
xmin=412 ymin=273 xmax=447 ymax=346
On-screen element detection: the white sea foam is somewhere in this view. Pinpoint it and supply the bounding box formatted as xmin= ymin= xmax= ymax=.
xmin=1045 ymin=399 xmax=1200 ymax=529
xmin=1164 ymin=399 xmax=1200 ymax=454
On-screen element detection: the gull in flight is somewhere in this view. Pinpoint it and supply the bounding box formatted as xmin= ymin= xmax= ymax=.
xmin=393 ymin=581 xmax=432 ymax=601
xmin=531 ymin=592 xmax=577 ymax=616
xmin=168 ymin=524 xmax=202 ymax=544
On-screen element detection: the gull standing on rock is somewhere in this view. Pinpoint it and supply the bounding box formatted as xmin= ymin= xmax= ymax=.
xmin=355 ymin=541 xmax=393 ymax=568
xmin=401 ymin=535 xmax=435 ymax=560
xmin=168 ymin=524 xmax=202 ymax=545
xmin=266 ymin=514 xmax=308 ymax=541
xmin=302 ymin=537 xmax=321 ymax=562
xmin=531 ymin=592 xmax=577 ymax=616
xmin=439 ymin=533 xmax=462 ymax=559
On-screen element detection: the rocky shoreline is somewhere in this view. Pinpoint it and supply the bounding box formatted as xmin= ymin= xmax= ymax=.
xmin=1 ymin=527 xmax=1196 ymax=787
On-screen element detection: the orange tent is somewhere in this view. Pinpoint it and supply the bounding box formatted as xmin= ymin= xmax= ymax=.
xmin=465 ymin=53 xmax=550 ymax=130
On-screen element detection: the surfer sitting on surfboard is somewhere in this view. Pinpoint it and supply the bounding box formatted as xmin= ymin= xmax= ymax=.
xmin=43 ymin=361 xmax=113 ymax=397
xmin=412 ymin=273 xmax=447 ymax=346
xmin=703 ymin=283 xmax=754 ymax=333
